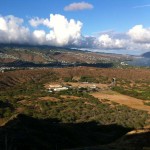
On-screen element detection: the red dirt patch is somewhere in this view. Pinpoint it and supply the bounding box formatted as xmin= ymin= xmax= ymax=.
xmin=38 ymin=96 xmax=59 ymax=102
xmin=60 ymin=95 xmax=81 ymax=100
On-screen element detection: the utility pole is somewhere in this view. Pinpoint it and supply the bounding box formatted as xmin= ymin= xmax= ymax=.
xmin=110 ymin=78 xmax=116 ymax=87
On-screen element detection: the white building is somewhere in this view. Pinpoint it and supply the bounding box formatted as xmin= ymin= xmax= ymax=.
xmin=48 ymin=84 xmax=69 ymax=92
xmin=53 ymin=87 xmax=68 ymax=92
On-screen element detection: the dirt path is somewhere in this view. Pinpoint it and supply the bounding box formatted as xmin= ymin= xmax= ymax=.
xmin=91 ymin=90 xmax=150 ymax=114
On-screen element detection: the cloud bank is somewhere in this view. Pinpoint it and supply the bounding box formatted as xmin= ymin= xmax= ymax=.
xmin=0 ymin=14 xmax=150 ymax=51
xmin=64 ymin=2 xmax=93 ymax=11
xmin=0 ymin=14 xmax=82 ymax=46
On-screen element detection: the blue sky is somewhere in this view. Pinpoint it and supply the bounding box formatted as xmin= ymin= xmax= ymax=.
xmin=0 ymin=0 xmax=150 ymax=35
xmin=0 ymin=0 xmax=150 ymax=54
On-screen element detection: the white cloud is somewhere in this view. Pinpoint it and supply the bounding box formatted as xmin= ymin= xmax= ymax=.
xmin=127 ymin=25 xmax=150 ymax=43
xmin=29 ymin=14 xmax=83 ymax=46
xmin=29 ymin=17 xmax=50 ymax=28
xmin=1 ymin=14 xmax=150 ymax=52
xmin=97 ymin=34 xmax=126 ymax=49
xmin=33 ymin=30 xmax=46 ymax=45
xmin=0 ymin=15 xmax=30 ymax=44
xmin=64 ymin=2 xmax=93 ymax=11
xmin=0 ymin=14 xmax=82 ymax=46
xmin=0 ymin=17 xmax=8 ymax=31
xmin=29 ymin=17 xmax=45 ymax=27
xmin=128 ymin=25 xmax=150 ymax=43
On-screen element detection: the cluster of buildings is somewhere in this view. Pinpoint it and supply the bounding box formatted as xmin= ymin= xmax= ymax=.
xmin=47 ymin=83 xmax=98 ymax=93
xmin=0 ymin=67 xmax=16 ymax=73
xmin=120 ymin=62 xmax=128 ymax=66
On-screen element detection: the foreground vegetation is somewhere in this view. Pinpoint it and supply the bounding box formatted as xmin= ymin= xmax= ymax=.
xmin=0 ymin=67 xmax=150 ymax=149
xmin=112 ymin=79 xmax=150 ymax=100
xmin=0 ymin=67 xmax=150 ymax=127
xmin=1 ymin=81 xmax=149 ymax=129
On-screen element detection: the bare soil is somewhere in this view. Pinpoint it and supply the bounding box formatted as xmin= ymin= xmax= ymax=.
xmin=37 ymin=96 xmax=59 ymax=102
xmin=92 ymin=90 xmax=150 ymax=114
xmin=60 ymin=95 xmax=81 ymax=100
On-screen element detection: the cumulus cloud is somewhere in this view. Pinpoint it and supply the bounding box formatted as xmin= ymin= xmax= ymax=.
xmin=33 ymin=30 xmax=46 ymax=45
xmin=1 ymin=14 xmax=150 ymax=52
xmin=128 ymin=25 xmax=150 ymax=43
xmin=29 ymin=17 xmax=45 ymax=27
xmin=29 ymin=17 xmax=50 ymax=28
xmin=0 ymin=14 xmax=83 ymax=46
xmin=64 ymin=2 xmax=93 ymax=11
xmin=91 ymin=25 xmax=150 ymax=50
xmin=0 ymin=17 xmax=8 ymax=31
xmin=29 ymin=14 xmax=83 ymax=46
xmin=95 ymin=34 xmax=127 ymax=49
xmin=0 ymin=15 xmax=30 ymax=44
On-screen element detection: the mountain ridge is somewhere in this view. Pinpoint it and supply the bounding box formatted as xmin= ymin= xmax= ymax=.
xmin=142 ymin=51 xmax=150 ymax=58
xmin=0 ymin=44 xmax=132 ymax=67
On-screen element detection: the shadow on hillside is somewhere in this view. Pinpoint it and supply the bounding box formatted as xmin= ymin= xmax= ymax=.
xmin=3 ymin=60 xmax=114 ymax=68
xmin=0 ymin=114 xmax=131 ymax=150
xmin=115 ymin=130 xmax=150 ymax=149
xmin=0 ymin=101 xmax=13 ymax=109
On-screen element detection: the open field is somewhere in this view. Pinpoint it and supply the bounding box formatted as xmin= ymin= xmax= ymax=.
xmin=58 ymin=81 xmax=150 ymax=114
xmin=92 ymin=90 xmax=150 ymax=114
